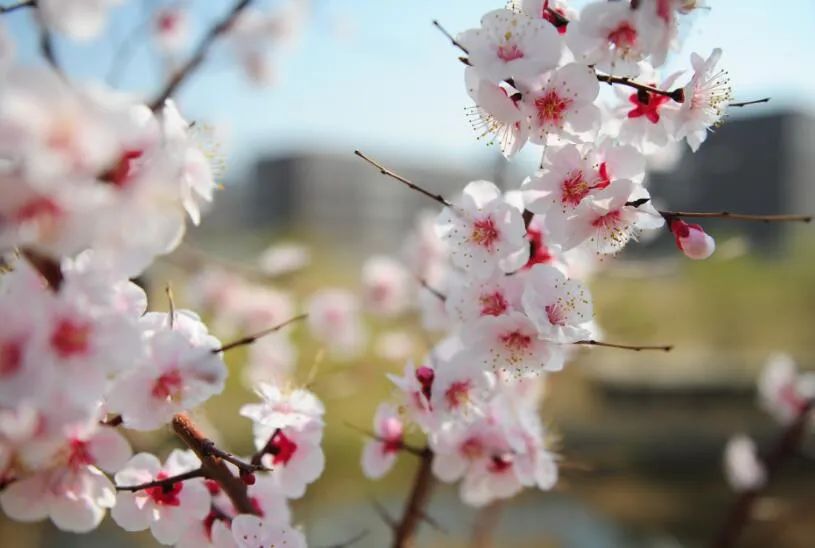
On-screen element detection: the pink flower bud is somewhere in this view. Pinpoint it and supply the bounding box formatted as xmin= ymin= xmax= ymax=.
xmin=670 ymin=219 xmax=715 ymax=260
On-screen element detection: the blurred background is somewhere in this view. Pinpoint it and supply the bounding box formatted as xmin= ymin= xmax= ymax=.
xmin=3 ymin=0 xmax=815 ymax=546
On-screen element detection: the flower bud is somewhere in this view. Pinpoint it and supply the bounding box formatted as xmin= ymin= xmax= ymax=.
xmin=670 ymin=219 xmax=715 ymax=260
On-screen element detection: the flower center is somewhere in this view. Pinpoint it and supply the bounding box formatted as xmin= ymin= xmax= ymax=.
xmin=560 ymin=171 xmax=591 ymax=206
xmin=415 ymin=366 xmax=435 ymax=401
xmin=627 ymin=91 xmax=670 ymax=124
xmin=545 ymin=303 xmax=566 ymax=326
xmin=50 ymin=319 xmax=92 ymax=358
xmin=269 ymin=430 xmax=298 ymax=466
xmin=489 ymin=454 xmax=513 ymax=473
xmin=470 ymin=217 xmax=500 ymax=250
xmin=534 ymin=90 xmax=572 ymax=127
xmin=101 ymin=149 xmax=143 ymax=188
xmin=444 ymin=380 xmax=472 ymax=410
xmin=500 ymin=330 xmax=531 ymax=352
xmin=152 ymin=369 xmax=184 ymax=401
xmin=497 ymin=43 xmax=524 ymax=62
xmin=479 ymin=291 xmax=508 ymax=317
xmin=67 ymin=438 xmax=94 ymax=470
xmin=146 ymin=472 xmax=183 ymax=506
xmin=608 ymin=22 xmax=637 ymax=49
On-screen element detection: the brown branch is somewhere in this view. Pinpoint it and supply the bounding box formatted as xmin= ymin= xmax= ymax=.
xmin=431 ymin=20 xmax=468 ymax=55
xmin=354 ymin=150 xmax=452 ymax=207
xmin=101 ymin=414 xmax=123 ymax=427
xmin=729 ymin=97 xmax=770 ymax=108
xmin=596 ymin=74 xmax=684 ymax=102
xmin=21 ymin=248 xmax=63 ymax=291
xmin=0 ymin=0 xmax=33 ymax=14
xmin=171 ymin=413 xmax=258 ymax=515
xmin=711 ymin=399 xmax=814 ymax=548
xmin=393 ymin=447 xmax=435 ymax=548
xmin=660 ymin=210 xmax=812 ymax=224
xmin=148 ymin=0 xmax=254 ymax=111
xmin=574 ymin=339 xmax=673 ymax=352
xmin=200 ymin=439 xmax=267 ymax=474
xmin=116 ymin=467 xmax=206 ymax=492
xmin=213 ymin=314 xmax=308 ymax=353
xmin=251 ymin=427 xmax=282 ymax=467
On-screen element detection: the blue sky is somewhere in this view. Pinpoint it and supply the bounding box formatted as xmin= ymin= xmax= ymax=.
xmin=5 ymin=0 xmax=815 ymax=177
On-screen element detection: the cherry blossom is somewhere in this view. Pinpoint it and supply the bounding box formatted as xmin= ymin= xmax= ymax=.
xmin=516 ymin=1 xmax=575 ymax=34
xmin=758 ymin=354 xmax=815 ymax=425
xmin=0 ymin=422 xmax=130 ymax=532
xmin=361 ymin=403 xmax=404 ymax=479
xmin=306 ymin=288 xmax=366 ymax=359
xmin=518 ymin=62 xmax=600 ymax=144
xmin=463 ymin=311 xmax=564 ymax=376
xmin=723 ymin=435 xmax=766 ymax=492
xmin=522 ymin=264 xmax=593 ymax=342
xmin=458 ymin=8 xmax=561 ymax=84
xmin=435 ymin=180 xmax=526 ymax=279
xmin=674 ymin=49 xmax=733 ymax=151
xmin=230 ymin=514 xmax=306 ymax=548
xmin=670 ymin=218 xmax=716 ymax=260
xmin=464 ymin=66 xmax=529 ymax=158
xmin=112 ymin=450 xmax=211 ymax=545
xmin=361 ymin=255 xmax=411 ymax=317
xmin=106 ymin=311 xmax=226 ymax=430
xmin=387 ymin=360 xmax=435 ymax=427
xmin=568 ymin=1 xmax=652 ymax=77
xmin=250 ymin=423 xmax=325 ymax=499
xmin=566 ymin=179 xmax=663 ymax=254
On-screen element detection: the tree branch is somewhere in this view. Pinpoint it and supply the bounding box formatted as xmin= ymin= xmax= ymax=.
xmin=711 ymin=399 xmax=814 ymax=548
xmin=171 ymin=413 xmax=258 ymax=515
xmin=148 ymin=0 xmax=254 ymax=111
xmin=729 ymin=97 xmax=770 ymax=108
xmin=660 ymin=210 xmax=812 ymax=224
xmin=116 ymin=467 xmax=206 ymax=492
xmin=0 ymin=0 xmax=34 ymax=14
xmin=596 ymin=73 xmax=684 ymax=102
xmin=21 ymin=248 xmax=63 ymax=291
xmin=213 ymin=314 xmax=308 ymax=353
xmin=574 ymin=339 xmax=673 ymax=352
xmin=431 ymin=20 xmax=468 ymax=55
xmin=393 ymin=447 xmax=435 ymax=548
xmin=354 ymin=150 xmax=452 ymax=207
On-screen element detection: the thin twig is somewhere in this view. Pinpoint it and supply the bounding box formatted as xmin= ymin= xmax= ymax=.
xmin=344 ymin=422 xmax=426 ymax=458
xmin=251 ymin=427 xmax=282 ymax=467
xmin=200 ymin=439 xmax=268 ymax=473
xmin=165 ymin=283 xmax=176 ymax=329
xmin=729 ymin=97 xmax=771 ymax=108
xmin=116 ymin=467 xmax=206 ymax=492
xmin=596 ymin=73 xmax=683 ymax=102
xmin=148 ymin=0 xmax=254 ymax=110
xmin=431 ymin=20 xmax=468 ymax=55
xmin=393 ymin=447 xmax=435 ymax=548
xmin=100 ymin=414 xmax=123 ymax=427
xmin=0 ymin=0 xmax=34 ymax=14
xmin=418 ymin=279 xmax=446 ymax=303
xmin=213 ymin=314 xmax=308 ymax=353
xmin=171 ymin=413 xmax=258 ymax=515
xmin=354 ymin=150 xmax=452 ymax=207
xmin=660 ymin=210 xmax=812 ymax=224
xmin=573 ymin=339 xmax=673 ymax=352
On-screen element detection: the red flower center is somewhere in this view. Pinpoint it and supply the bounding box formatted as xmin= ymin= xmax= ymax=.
xmin=479 ymin=291 xmax=508 ymax=317
xmin=101 ymin=149 xmax=144 ymax=188
xmin=524 ymin=226 xmax=554 ymax=269
xmin=500 ymin=330 xmax=531 ymax=350
xmin=534 ymin=90 xmax=572 ymax=127
xmin=608 ymin=22 xmax=637 ymax=49
xmin=147 ymin=472 xmax=183 ymax=506
xmin=627 ymin=91 xmax=670 ymax=124
xmin=497 ymin=43 xmax=524 ymax=62
xmin=50 ymin=319 xmax=92 ymax=358
xmin=489 ymin=454 xmax=513 ymax=473
xmin=471 ymin=217 xmax=500 ymax=250
xmin=269 ymin=430 xmax=298 ymax=466
xmin=545 ymin=304 xmax=566 ymax=326
xmin=152 ymin=369 xmax=184 ymax=401
xmin=67 ymin=438 xmax=94 ymax=470
xmin=444 ymin=380 xmax=472 ymax=410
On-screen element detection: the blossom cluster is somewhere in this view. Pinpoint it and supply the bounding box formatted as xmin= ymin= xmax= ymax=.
xmin=0 ymin=1 xmax=324 ymax=545
xmin=359 ymin=0 xmax=739 ymax=509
